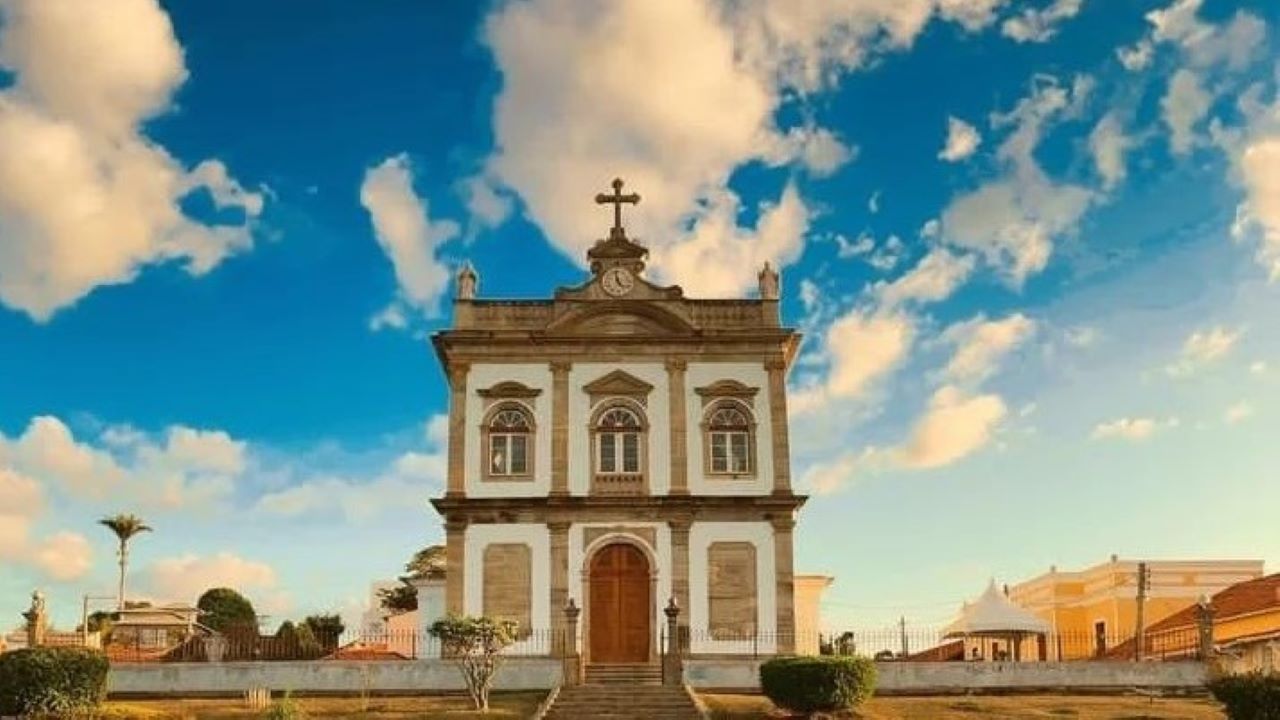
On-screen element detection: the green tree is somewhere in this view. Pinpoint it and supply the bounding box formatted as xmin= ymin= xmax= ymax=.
xmin=197 ymin=588 xmax=258 ymax=634
xmin=429 ymin=615 xmax=518 ymax=712
xmin=378 ymin=584 xmax=418 ymax=615
xmin=302 ymin=614 xmax=345 ymax=648
xmin=97 ymin=514 xmax=152 ymax=611
xmin=404 ymin=544 xmax=446 ymax=580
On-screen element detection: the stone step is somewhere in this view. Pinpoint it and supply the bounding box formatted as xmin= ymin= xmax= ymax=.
xmin=545 ymin=684 xmax=701 ymax=720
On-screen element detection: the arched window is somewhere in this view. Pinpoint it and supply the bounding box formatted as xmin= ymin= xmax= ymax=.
xmin=706 ymin=401 xmax=754 ymax=475
xmin=486 ymin=405 xmax=532 ymax=477
xmin=596 ymin=406 xmax=642 ymax=475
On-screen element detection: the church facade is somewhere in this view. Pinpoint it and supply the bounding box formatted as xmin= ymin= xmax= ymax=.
xmin=429 ymin=180 xmax=806 ymax=665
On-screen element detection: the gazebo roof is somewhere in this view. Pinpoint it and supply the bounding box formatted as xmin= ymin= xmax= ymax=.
xmin=943 ymin=580 xmax=1051 ymax=637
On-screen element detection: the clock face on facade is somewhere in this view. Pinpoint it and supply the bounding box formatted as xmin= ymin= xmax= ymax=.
xmin=601 ymin=267 xmax=635 ymax=297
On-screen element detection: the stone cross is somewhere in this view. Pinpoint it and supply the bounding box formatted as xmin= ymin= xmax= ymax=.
xmin=595 ymin=178 xmax=640 ymax=235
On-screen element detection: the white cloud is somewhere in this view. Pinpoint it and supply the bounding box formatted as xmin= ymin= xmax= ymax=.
xmin=143 ymin=552 xmax=279 ymax=606
xmin=800 ymin=451 xmax=866 ymax=495
xmin=1165 ymin=325 xmax=1243 ymax=377
xmin=937 ymin=0 xmax=1010 ymax=32
xmin=1092 ymin=416 xmax=1176 ymax=441
xmin=1234 ymin=137 xmax=1280 ymax=281
xmin=941 ymin=76 xmax=1095 ymax=284
xmin=897 ymin=385 xmax=1007 ymax=469
xmin=31 ymin=532 xmax=92 ymax=582
xmin=1250 ymin=361 xmax=1268 ymax=375
xmin=940 ymin=313 xmax=1037 ymax=384
xmin=1162 ymin=69 xmax=1211 ymax=156
xmin=938 ymin=116 xmax=981 ymax=162
xmin=826 ymin=309 xmax=915 ymax=401
xmin=0 ymin=0 xmax=263 ymax=321
xmin=1116 ymin=40 xmax=1153 ymax=72
xmin=1 ymin=416 xmax=125 ymax=499
xmin=458 ymin=173 xmax=513 ymax=233
xmin=479 ymin=0 xmax=1007 ymax=297
xmin=1223 ymin=401 xmax=1254 ymax=425
xmin=868 ymin=191 xmax=881 ymax=214
xmin=424 ymin=414 xmax=449 ymax=448
xmin=1063 ymin=325 xmax=1099 ymax=348
xmin=1147 ymin=0 xmax=1266 ymax=72
xmin=834 ymin=232 xmax=875 ymax=259
xmin=1089 ymin=112 xmax=1132 ymax=190
xmin=361 ymin=154 xmax=460 ymax=324
xmin=1001 ymin=0 xmax=1084 ymax=43
xmin=877 ymin=248 xmax=975 ymax=307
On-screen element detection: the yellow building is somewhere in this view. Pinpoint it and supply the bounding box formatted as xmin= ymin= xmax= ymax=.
xmin=1007 ymin=555 xmax=1263 ymax=659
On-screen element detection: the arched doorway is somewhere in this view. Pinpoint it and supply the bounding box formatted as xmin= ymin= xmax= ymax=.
xmin=588 ymin=543 xmax=650 ymax=663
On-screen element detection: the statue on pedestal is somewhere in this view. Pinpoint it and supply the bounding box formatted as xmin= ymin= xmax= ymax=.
xmin=22 ymin=589 xmax=48 ymax=648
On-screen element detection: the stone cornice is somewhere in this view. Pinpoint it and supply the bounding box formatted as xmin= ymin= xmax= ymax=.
xmin=430 ymin=492 xmax=807 ymax=522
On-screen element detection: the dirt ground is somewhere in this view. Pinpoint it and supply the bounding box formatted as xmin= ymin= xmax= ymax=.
xmin=100 ymin=692 xmax=545 ymax=719
xmin=699 ymin=693 xmax=1226 ymax=720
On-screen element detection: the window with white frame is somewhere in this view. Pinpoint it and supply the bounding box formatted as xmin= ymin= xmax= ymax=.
xmin=595 ymin=406 xmax=642 ymax=474
xmin=486 ymin=405 xmax=532 ymax=477
xmin=706 ymin=401 xmax=754 ymax=475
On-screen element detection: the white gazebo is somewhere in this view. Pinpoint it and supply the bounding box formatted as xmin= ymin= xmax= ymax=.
xmin=944 ymin=580 xmax=1051 ymax=662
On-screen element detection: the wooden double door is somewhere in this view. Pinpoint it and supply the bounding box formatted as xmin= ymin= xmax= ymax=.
xmin=588 ymin=543 xmax=651 ymax=663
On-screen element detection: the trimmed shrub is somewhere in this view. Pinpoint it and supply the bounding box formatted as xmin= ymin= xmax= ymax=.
xmin=1209 ymin=672 xmax=1280 ymax=720
xmin=0 ymin=646 xmax=109 ymax=716
xmin=759 ymin=655 xmax=877 ymax=716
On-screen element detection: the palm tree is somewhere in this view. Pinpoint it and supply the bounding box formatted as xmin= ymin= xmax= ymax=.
xmin=98 ymin=514 xmax=152 ymax=611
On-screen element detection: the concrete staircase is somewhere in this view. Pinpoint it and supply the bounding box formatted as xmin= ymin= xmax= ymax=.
xmin=584 ymin=662 xmax=663 ymax=685
xmin=543 ymin=684 xmax=702 ymax=720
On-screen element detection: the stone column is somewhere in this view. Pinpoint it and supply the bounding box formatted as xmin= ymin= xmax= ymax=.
xmin=665 ymin=359 xmax=688 ymax=496
xmin=444 ymin=518 xmax=467 ymax=616
xmin=765 ymin=358 xmax=792 ymax=496
xmin=771 ymin=515 xmax=796 ymax=655
xmin=446 ymin=362 xmax=470 ymax=498
xmin=548 ymin=521 xmax=570 ymax=654
xmin=669 ymin=519 xmax=691 ymax=636
xmin=550 ymin=361 xmax=571 ymax=496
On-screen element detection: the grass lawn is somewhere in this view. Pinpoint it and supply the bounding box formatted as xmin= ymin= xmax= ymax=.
xmin=699 ymin=693 xmax=1227 ymax=719
xmin=100 ymin=692 xmax=545 ymax=719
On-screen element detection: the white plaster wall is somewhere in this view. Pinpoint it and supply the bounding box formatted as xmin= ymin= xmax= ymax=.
xmin=464 ymin=524 xmax=551 ymax=654
xmin=689 ymin=521 xmax=776 ymax=655
xmin=464 ymin=363 xmax=553 ymax=497
xmin=409 ymin=578 xmax=445 ymax=659
xmin=567 ymin=363 xmax=670 ymax=495
xmin=685 ymin=362 xmax=774 ymax=496
xmin=567 ymin=522 xmax=672 ymax=655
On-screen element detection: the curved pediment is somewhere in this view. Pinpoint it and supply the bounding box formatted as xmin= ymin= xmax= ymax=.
xmin=545 ymin=302 xmax=698 ymax=337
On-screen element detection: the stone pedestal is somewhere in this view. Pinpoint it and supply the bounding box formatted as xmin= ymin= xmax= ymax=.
xmin=563 ymin=599 xmax=582 ymax=686
xmin=663 ymin=597 xmax=683 ymax=686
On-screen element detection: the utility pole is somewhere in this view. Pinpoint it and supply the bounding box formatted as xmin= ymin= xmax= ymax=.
xmin=1134 ymin=562 xmax=1150 ymax=661
xmin=899 ymin=616 xmax=909 ymax=658
xmin=81 ymin=594 xmax=117 ymax=646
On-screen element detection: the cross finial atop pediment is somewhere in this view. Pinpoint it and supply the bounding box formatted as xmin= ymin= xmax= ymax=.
xmin=595 ymin=177 xmax=640 ymax=240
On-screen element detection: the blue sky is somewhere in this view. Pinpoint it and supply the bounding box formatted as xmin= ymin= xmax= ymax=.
xmin=1 ymin=0 xmax=1278 ymax=631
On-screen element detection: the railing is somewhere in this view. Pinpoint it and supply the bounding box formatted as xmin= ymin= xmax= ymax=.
xmin=591 ymin=473 xmax=645 ymax=495
xmin=106 ymin=628 xmax=564 ymax=664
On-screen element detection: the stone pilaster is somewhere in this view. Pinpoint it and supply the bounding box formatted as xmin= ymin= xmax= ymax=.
xmin=444 ymin=517 xmax=467 ymax=616
xmin=548 ymin=520 xmax=570 ymax=646
xmin=446 ymin=362 xmax=470 ymax=497
xmin=765 ymin=358 xmax=791 ymax=495
xmin=665 ymin=359 xmax=688 ymax=496
xmin=771 ymin=514 xmax=796 ymax=655
xmin=550 ymin=361 xmax=571 ymax=496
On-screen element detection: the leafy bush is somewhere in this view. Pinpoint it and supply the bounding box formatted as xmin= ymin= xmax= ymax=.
xmin=430 ymin=615 xmax=519 ymax=712
xmin=0 ymin=646 xmax=109 ymax=716
xmin=198 ymin=587 xmax=259 ymax=635
xmin=759 ymin=655 xmax=877 ymax=716
xmin=1209 ymin=672 xmax=1280 ymax=720
xmin=262 ymin=691 xmax=308 ymax=720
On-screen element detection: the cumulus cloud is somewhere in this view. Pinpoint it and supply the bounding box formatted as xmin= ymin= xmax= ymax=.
xmin=0 ymin=0 xmax=263 ymax=321
xmin=876 ymin=248 xmax=975 ymax=307
xmin=1089 ymin=112 xmax=1133 ymax=190
xmin=1092 ymin=416 xmax=1176 ymax=441
xmin=826 ymin=309 xmax=916 ymax=401
xmin=941 ymin=76 xmax=1095 ymax=284
xmin=938 ymin=116 xmax=981 ymax=162
xmin=0 ymin=466 xmax=92 ymax=582
xmin=143 ymin=552 xmax=281 ymax=608
xmin=897 ymin=385 xmax=1007 ymax=468
xmin=1116 ymin=40 xmax=1154 ymax=72
xmin=939 ymin=313 xmax=1037 ymax=384
xmin=1001 ymin=0 xmax=1083 ymax=43
xmin=361 ymin=154 xmax=460 ymax=324
xmin=1165 ymin=325 xmax=1243 ymax=377
xmin=1234 ymin=137 xmax=1280 ymax=281
xmin=1162 ymin=70 xmax=1211 ymax=156
xmin=478 ymin=0 xmax=1013 ymax=297
xmin=31 ymin=532 xmax=92 ymax=581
